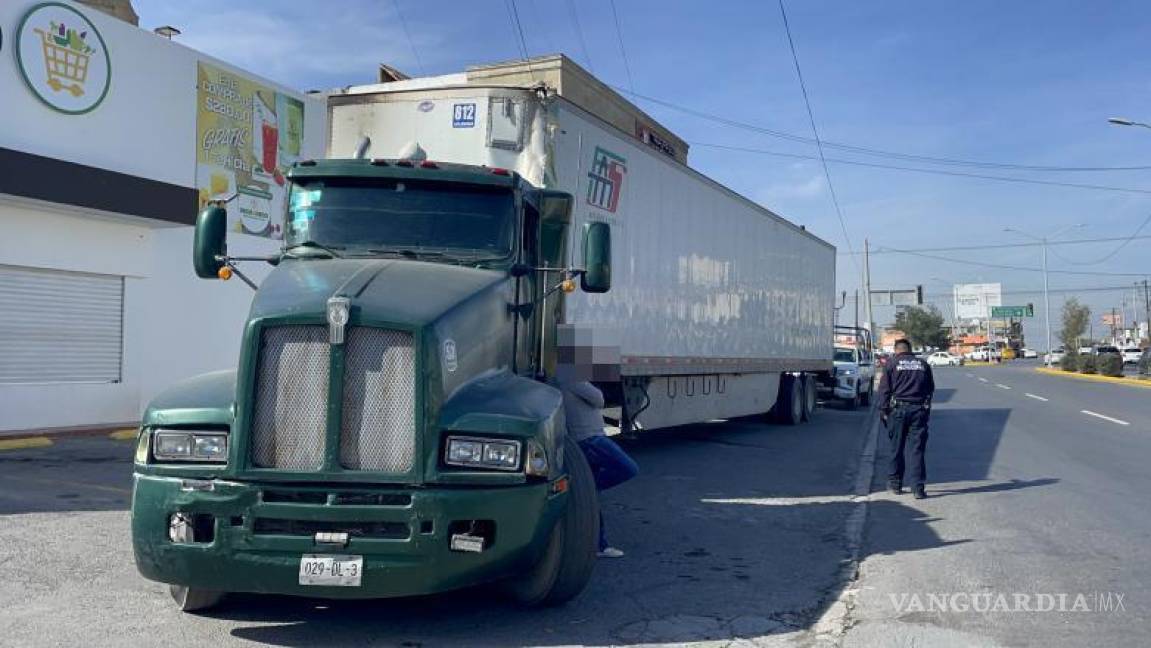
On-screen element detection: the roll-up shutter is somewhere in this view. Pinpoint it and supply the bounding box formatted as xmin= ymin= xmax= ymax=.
xmin=0 ymin=265 xmax=124 ymax=384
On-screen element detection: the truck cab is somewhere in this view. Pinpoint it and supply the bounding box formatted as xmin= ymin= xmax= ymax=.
xmin=131 ymin=158 xmax=611 ymax=611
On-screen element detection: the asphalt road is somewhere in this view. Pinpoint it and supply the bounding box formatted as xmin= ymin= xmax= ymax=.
xmin=0 ymin=403 xmax=879 ymax=648
xmin=845 ymin=362 xmax=1151 ymax=647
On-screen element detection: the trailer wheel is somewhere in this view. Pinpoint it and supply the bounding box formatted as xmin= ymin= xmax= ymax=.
xmin=505 ymin=437 xmax=598 ymax=606
xmin=773 ymin=375 xmax=804 ymax=425
xmin=801 ymin=375 xmax=817 ymax=421
xmin=169 ymin=585 xmax=224 ymax=613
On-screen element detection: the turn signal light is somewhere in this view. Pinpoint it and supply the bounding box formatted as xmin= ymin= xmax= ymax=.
xmin=217 ymin=266 xmax=233 ymax=281
xmin=490 ymin=168 xmax=510 ymax=176
xmin=561 ymin=279 xmax=575 ymax=293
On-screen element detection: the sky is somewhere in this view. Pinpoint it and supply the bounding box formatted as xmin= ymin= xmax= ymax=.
xmin=134 ymin=0 xmax=1151 ymax=346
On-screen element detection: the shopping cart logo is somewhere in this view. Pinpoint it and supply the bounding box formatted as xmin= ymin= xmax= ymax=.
xmin=16 ymin=3 xmax=111 ymax=115
xmin=586 ymin=147 xmax=627 ymax=213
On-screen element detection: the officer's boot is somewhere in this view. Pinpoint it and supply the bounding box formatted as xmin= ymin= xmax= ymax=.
xmin=912 ymin=485 xmax=927 ymax=500
xmin=887 ymin=479 xmax=902 ymax=495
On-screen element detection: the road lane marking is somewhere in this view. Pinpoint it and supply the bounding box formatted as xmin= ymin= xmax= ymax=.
xmin=995 ymin=383 xmax=1012 ymax=390
xmin=978 ymin=377 xmax=989 ymax=383
xmin=1081 ymin=410 xmax=1130 ymax=426
xmin=0 ymin=437 xmax=53 ymax=451
xmin=1025 ymin=393 xmax=1049 ymax=401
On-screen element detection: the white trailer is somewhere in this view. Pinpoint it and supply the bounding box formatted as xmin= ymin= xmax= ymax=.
xmin=326 ymin=75 xmax=835 ymax=430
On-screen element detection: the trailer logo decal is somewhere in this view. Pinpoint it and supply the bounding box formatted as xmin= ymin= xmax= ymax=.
xmin=586 ymin=147 xmax=627 ymax=213
xmin=442 ymin=339 xmax=458 ymax=372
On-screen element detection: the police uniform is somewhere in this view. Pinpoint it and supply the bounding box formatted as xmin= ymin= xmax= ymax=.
xmin=875 ymin=351 xmax=936 ymax=496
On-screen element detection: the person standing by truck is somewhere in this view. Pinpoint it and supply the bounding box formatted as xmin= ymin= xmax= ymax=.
xmin=876 ymin=339 xmax=935 ymax=499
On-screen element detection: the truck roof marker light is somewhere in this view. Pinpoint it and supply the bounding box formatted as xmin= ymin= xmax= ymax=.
xmin=419 ymin=160 xmax=439 ymax=169
xmin=396 ymin=159 xmax=414 ymax=167
xmin=490 ymin=168 xmax=510 ymax=176
xmin=297 ymin=159 xmax=316 ymax=167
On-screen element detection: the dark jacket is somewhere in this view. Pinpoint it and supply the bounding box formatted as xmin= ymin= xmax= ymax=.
xmin=876 ymin=352 xmax=936 ymax=407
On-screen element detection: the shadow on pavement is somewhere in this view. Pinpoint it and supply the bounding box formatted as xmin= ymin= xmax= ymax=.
xmin=204 ymin=411 xmax=960 ymax=647
xmin=0 ymin=437 xmax=133 ymax=514
xmin=928 ymin=477 xmax=1059 ymax=498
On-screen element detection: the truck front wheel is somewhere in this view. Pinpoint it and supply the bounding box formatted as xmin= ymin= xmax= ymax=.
xmin=169 ymin=584 xmax=224 ymax=613
xmin=773 ymin=375 xmax=804 ymax=425
xmin=504 ymin=437 xmax=599 ymax=606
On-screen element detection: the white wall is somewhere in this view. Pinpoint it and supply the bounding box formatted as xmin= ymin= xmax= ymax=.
xmin=0 ymin=0 xmax=327 ymax=430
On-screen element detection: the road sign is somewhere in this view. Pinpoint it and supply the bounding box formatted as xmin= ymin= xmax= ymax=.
xmin=870 ymin=285 xmax=923 ymax=307
xmin=991 ymin=305 xmax=1033 ymax=318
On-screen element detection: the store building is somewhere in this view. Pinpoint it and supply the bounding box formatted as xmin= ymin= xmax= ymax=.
xmin=0 ymin=0 xmax=326 ymax=431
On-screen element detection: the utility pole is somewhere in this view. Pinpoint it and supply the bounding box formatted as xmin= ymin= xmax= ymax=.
xmin=1110 ymin=307 xmax=1118 ymax=344
xmin=1142 ymin=279 xmax=1151 ymax=344
xmin=863 ymin=239 xmax=875 ymax=342
xmin=854 ymin=289 xmax=859 ymax=330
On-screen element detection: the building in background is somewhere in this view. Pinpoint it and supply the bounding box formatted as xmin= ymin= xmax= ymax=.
xmin=0 ymin=0 xmax=326 ymax=431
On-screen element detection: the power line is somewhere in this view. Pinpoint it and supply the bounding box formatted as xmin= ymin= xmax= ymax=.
xmin=503 ymin=0 xmax=537 ymax=81
xmin=564 ymin=0 xmax=595 ymax=74
xmin=838 ymin=234 xmax=1151 ymax=256
xmin=1047 ymin=212 xmax=1151 ymax=266
xmin=777 ymin=0 xmax=859 ymax=279
xmin=611 ymin=86 xmax=1151 ymax=173
xmin=693 ymin=141 xmax=1151 ymax=196
xmin=607 ymin=0 xmax=635 ymax=93
xmin=390 ymin=0 xmax=425 ymax=77
xmin=876 ymin=246 xmax=1150 ymax=277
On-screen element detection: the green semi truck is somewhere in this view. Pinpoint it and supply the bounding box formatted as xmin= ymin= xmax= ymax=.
xmin=132 ymin=160 xmax=608 ymax=611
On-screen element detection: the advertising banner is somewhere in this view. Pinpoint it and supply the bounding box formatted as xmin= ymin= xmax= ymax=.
xmin=196 ymin=62 xmax=303 ymax=239
xmin=954 ymin=283 xmax=1002 ymax=320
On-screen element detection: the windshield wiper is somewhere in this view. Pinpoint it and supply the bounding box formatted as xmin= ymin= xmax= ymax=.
xmin=285 ymin=241 xmax=346 ymax=258
xmin=361 ymin=248 xmax=447 ymax=259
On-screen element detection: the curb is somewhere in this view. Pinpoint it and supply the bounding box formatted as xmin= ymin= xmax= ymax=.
xmin=0 ymin=423 xmax=139 ymax=448
xmin=1035 ymin=367 xmax=1151 ymax=389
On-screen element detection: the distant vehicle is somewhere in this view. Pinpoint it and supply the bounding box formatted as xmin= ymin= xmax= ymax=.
xmin=1045 ymin=348 xmax=1066 ymax=364
xmin=1078 ymin=346 xmax=1095 ymax=355
xmin=926 ymin=351 xmax=963 ymax=366
xmin=822 ymin=342 xmax=876 ymax=409
xmin=1095 ymin=345 xmax=1120 ymax=355
xmin=1122 ymin=347 xmax=1143 ymax=365
xmin=967 ymin=347 xmax=991 ymax=362
xmin=1020 ymin=348 xmax=1038 ymax=359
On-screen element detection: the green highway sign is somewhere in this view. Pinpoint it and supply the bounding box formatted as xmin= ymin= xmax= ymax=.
xmin=991 ymin=304 xmax=1034 ymax=318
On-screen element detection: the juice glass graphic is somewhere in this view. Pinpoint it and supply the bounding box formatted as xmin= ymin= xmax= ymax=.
xmin=261 ymin=122 xmax=279 ymax=174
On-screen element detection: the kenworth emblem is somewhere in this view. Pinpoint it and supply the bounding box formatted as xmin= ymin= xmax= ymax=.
xmin=586 ymin=147 xmax=627 ymax=213
xmin=327 ymin=296 xmax=350 ymax=344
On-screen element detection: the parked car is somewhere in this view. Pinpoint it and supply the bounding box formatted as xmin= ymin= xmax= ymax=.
xmin=1095 ymin=345 xmax=1120 ymax=355
xmin=1122 ymin=347 xmax=1143 ymax=365
xmin=1078 ymin=345 xmax=1095 ymax=355
xmin=1021 ymin=348 xmax=1038 ymax=359
xmin=966 ymin=347 xmax=990 ymax=362
xmin=926 ymin=351 xmax=963 ymax=366
xmin=1045 ymin=347 xmax=1066 ymax=364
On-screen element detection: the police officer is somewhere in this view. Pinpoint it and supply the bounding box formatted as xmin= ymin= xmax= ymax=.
xmin=875 ymin=338 xmax=936 ymax=499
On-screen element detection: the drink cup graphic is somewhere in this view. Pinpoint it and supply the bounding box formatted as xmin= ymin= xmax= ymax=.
xmin=261 ymin=122 xmax=279 ymax=175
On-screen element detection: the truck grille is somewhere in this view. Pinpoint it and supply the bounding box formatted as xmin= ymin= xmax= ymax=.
xmin=251 ymin=326 xmax=330 ymax=470
xmin=249 ymin=325 xmax=416 ymax=474
xmin=341 ymin=328 xmax=417 ymax=472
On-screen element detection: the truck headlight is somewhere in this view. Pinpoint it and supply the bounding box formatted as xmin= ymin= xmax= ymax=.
xmin=445 ymin=436 xmax=521 ymax=471
xmin=839 ymin=368 xmax=856 ymax=376
xmin=152 ymin=429 xmax=229 ymax=463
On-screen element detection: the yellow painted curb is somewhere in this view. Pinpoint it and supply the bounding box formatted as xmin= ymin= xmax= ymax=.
xmin=1035 ymin=367 xmax=1151 ymax=389
xmin=0 ymin=437 xmax=53 ymax=451
xmin=109 ymin=428 xmax=138 ymax=441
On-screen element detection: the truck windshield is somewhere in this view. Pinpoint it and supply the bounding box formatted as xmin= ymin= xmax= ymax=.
xmin=285 ymin=179 xmax=515 ymax=259
xmin=834 ymin=349 xmax=856 ymax=363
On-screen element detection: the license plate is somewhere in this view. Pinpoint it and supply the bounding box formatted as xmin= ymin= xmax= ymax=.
xmin=298 ymin=554 xmax=363 ymax=587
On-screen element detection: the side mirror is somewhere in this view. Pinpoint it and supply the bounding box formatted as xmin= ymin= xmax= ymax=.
xmin=581 ymin=221 xmax=611 ymax=293
xmin=193 ymin=206 xmax=228 ymax=279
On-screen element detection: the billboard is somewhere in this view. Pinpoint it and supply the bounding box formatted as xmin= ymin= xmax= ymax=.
xmin=196 ymin=62 xmax=305 ymax=239
xmin=954 ymin=283 xmax=1002 ymax=320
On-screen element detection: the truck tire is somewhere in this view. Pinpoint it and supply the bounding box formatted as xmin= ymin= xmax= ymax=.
xmin=169 ymin=584 xmax=224 ymax=612
xmin=505 ymin=437 xmax=598 ymax=606
xmin=774 ymin=375 xmax=803 ymax=425
xmin=843 ymin=388 xmax=860 ymax=410
xmin=801 ymin=374 xmax=817 ymax=421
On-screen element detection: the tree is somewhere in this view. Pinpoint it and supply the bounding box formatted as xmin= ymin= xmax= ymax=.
xmin=1060 ymin=298 xmax=1090 ymax=350
xmin=893 ymin=305 xmax=950 ymax=350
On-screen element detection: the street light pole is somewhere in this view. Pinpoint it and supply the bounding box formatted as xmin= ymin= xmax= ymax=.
xmin=1004 ymin=224 xmax=1084 ymax=366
